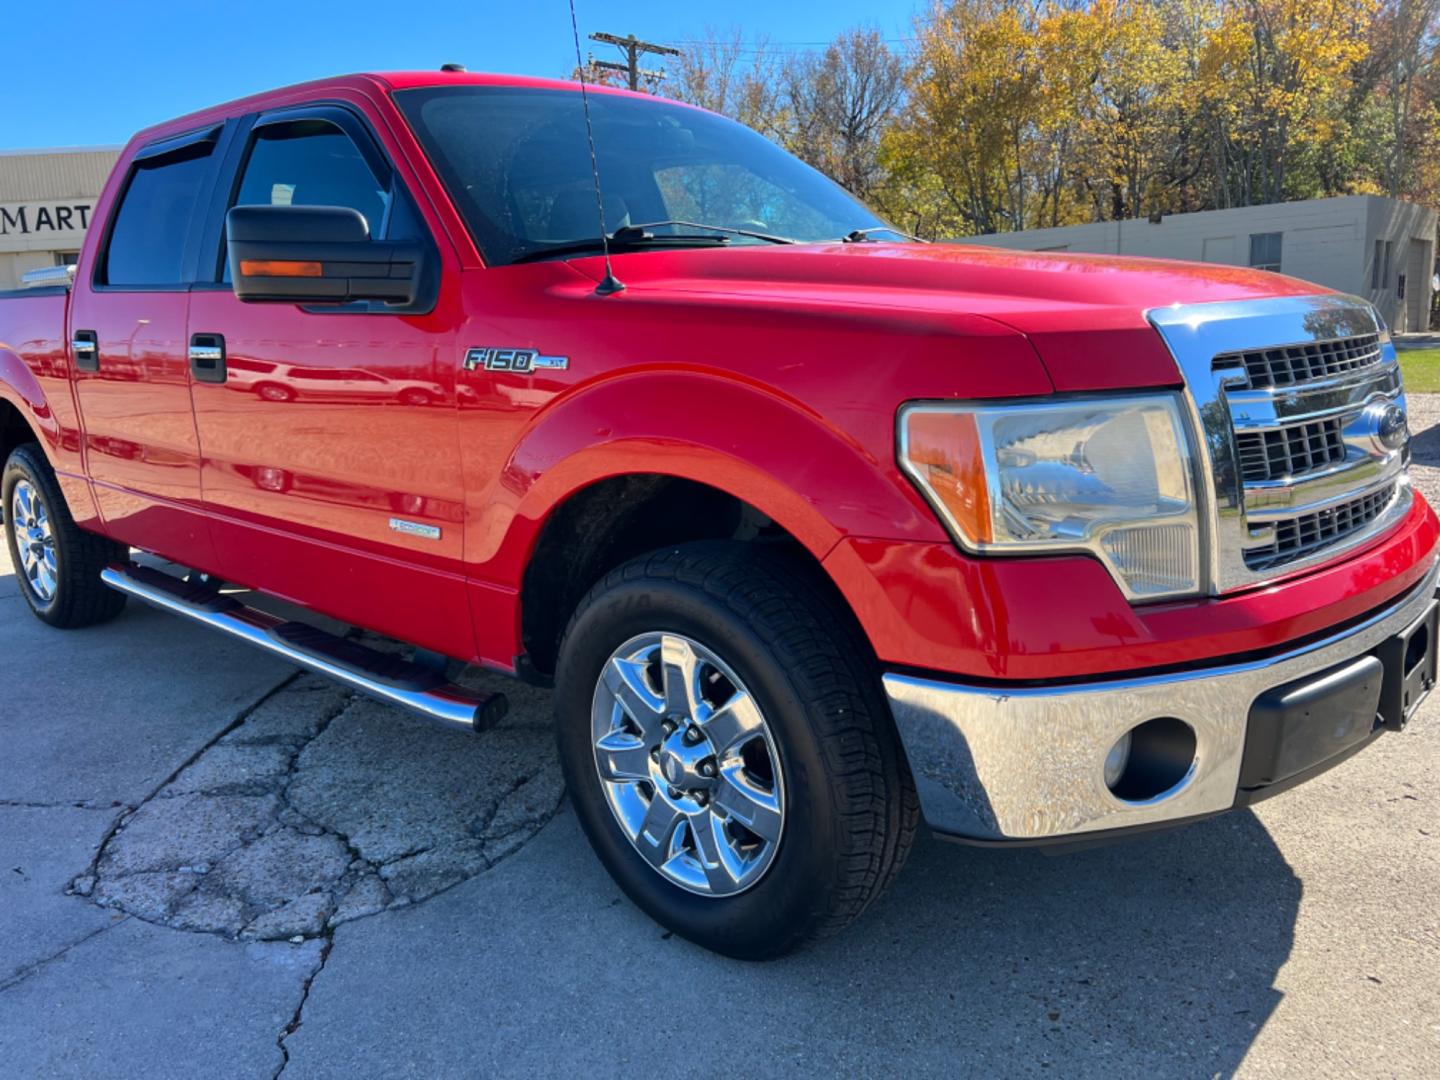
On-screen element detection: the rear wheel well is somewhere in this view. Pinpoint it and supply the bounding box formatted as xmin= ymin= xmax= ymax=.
xmin=519 ymin=475 xmax=844 ymax=680
xmin=0 ymin=400 xmax=39 ymax=467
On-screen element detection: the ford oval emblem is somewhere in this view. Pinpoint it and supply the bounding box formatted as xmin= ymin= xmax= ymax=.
xmin=1368 ymin=402 xmax=1409 ymax=453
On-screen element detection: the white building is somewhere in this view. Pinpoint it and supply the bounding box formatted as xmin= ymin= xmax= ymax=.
xmin=969 ymin=195 xmax=1437 ymax=332
xmin=0 ymin=147 xmax=120 ymax=290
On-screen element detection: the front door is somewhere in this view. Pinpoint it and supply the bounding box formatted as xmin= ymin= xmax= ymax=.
xmin=186 ymin=106 xmax=471 ymax=657
xmin=68 ymin=127 xmax=223 ymax=570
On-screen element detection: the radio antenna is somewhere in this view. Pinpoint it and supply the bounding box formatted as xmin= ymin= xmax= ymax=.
xmin=568 ymin=0 xmax=625 ymax=296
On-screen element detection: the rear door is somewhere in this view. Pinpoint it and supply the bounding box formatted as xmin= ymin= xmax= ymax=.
xmin=68 ymin=126 xmax=227 ymax=569
xmin=186 ymin=104 xmax=472 ymax=657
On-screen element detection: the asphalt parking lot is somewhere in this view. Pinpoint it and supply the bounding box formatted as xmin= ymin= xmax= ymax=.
xmin=3 ymin=408 xmax=1440 ymax=1078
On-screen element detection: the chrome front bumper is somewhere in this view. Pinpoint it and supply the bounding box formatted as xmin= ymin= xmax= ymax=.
xmin=884 ymin=559 xmax=1439 ymax=843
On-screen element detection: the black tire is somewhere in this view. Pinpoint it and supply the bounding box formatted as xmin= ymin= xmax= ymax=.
xmin=2 ymin=443 xmax=128 ymax=628
xmin=555 ymin=542 xmax=919 ymax=959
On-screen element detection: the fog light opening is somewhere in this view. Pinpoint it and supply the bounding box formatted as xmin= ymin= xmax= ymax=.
xmin=1106 ymin=717 xmax=1197 ymax=803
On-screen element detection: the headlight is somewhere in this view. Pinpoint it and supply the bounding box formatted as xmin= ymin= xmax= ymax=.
xmin=899 ymin=394 xmax=1202 ymax=600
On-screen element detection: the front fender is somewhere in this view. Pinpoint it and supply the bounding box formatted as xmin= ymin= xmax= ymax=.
xmin=471 ymin=367 xmax=952 ymax=585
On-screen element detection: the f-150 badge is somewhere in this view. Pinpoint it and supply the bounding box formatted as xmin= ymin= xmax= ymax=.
xmin=464 ymin=347 xmax=569 ymax=373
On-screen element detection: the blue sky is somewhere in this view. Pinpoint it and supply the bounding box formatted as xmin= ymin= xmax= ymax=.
xmin=1 ymin=0 xmax=917 ymax=150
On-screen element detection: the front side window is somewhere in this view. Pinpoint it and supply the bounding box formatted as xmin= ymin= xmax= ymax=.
xmin=395 ymin=86 xmax=891 ymax=265
xmin=224 ymin=117 xmax=422 ymax=283
xmin=102 ymin=141 xmax=214 ymax=287
xmin=234 ymin=121 xmax=388 ymax=234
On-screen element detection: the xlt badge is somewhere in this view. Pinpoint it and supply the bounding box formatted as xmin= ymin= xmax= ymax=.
xmin=388 ymin=518 xmax=441 ymax=541
xmin=464 ymin=347 xmax=569 ymax=373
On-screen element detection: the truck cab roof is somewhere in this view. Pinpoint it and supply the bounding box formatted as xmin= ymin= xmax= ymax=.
xmin=130 ymin=70 xmax=656 ymax=148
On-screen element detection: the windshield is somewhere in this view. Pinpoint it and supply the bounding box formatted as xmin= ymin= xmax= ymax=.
xmin=394 ymin=86 xmax=891 ymax=265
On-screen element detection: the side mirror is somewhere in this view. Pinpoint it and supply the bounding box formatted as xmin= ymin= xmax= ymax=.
xmin=226 ymin=205 xmax=428 ymax=307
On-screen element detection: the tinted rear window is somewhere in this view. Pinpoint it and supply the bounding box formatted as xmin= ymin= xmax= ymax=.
xmin=102 ymin=142 xmax=213 ymax=287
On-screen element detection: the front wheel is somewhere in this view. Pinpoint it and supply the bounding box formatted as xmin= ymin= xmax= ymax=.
xmin=3 ymin=444 xmax=127 ymax=628
xmin=555 ymin=542 xmax=918 ymax=959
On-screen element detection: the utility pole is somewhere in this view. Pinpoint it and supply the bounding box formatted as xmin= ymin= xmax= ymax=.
xmin=588 ymin=32 xmax=680 ymax=92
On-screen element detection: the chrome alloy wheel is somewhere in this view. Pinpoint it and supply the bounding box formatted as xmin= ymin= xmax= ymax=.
xmin=591 ymin=632 xmax=786 ymax=897
xmin=11 ymin=480 xmax=57 ymax=603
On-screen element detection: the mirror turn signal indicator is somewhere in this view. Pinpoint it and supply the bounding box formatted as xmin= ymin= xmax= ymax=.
xmin=239 ymin=259 xmax=323 ymax=278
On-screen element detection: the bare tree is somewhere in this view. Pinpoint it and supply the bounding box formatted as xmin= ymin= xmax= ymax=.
xmin=1377 ymin=0 xmax=1440 ymax=195
xmin=666 ymin=28 xmax=786 ymax=138
xmin=570 ymin=58 xmax=635 ymax=89
xmin=783 ymin=28 xmax=907 ymax=199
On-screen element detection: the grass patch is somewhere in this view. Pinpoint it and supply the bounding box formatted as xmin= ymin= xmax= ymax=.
xmin=1400 ymin=348 xmax=1440 ymax=392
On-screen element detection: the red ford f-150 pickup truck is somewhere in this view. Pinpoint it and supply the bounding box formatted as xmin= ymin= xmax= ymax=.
xmin=2 ymin=71 xmax=1436 ymax=959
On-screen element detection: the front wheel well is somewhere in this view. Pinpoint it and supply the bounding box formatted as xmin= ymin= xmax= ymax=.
xmin=519 ymin=475 xmax=848 ymax=680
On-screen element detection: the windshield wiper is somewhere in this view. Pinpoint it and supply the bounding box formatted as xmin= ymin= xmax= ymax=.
xmin=842 ymin=226 xmax=927 ymax=244
xmin=620 ymin=220 xmax=797 ymax=245
xmin=510 ymin=230 xmax=733 ymax=264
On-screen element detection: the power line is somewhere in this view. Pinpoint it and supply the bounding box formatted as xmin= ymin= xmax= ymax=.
xmin=667 ymin=37 xmax=917 ymax=51
xmin=669 ymin=38 xmax=916 ymax=46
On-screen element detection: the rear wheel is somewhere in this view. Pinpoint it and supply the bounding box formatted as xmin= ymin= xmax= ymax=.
xmin=3 ymin=444 xmax=127 ymax=628
xmin=555 ymin=542 xmax=918 ymax=959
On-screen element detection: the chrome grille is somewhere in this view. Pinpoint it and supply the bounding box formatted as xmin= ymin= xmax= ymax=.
xmin=1243 ymin=483 xmax=1397 ymax=571
xmin=1235 ymin=417 xmax=1347 ymax=484
xmin=1149 ymin=296 xmax=1411 ymax=594
xmin=1217 ymin=333 xmax=1382 ymax=389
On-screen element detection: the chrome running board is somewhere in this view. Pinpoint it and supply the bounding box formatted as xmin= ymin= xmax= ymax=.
xmin=100 ymin=564 xmax=508 ymax=733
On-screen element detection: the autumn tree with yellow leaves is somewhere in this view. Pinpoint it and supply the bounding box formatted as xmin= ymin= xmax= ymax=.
xmin=662 ymin=1 xmax=1440 ymax=238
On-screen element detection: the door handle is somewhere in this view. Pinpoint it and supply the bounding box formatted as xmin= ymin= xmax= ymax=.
xmin=189 ymin=333 xmax=227 ymax=384
xmin=72 ymin=330 xmax=99 ymax=373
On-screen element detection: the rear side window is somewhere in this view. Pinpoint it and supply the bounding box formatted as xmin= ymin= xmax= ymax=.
xmin=102 ymin=141 xmax=214 ymax=287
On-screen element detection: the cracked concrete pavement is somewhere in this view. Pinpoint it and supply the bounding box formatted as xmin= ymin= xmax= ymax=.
xmin=85 ymin=672 xmax=561 ymax=940
xmin=3 ymin=409 xmax=1440 ymax=1075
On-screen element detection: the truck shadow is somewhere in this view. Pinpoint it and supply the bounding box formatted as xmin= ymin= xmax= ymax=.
xmin=801 ymin=809 xmax=1298 ymax=1074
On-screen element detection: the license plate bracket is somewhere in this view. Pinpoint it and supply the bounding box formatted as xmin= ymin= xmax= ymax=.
xmin=1375 ymin=598 xmax=1438 ymax=731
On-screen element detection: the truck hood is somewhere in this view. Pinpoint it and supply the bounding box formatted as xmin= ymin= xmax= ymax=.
xmin=566 ymin=241 xmax=1322 ymax=392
